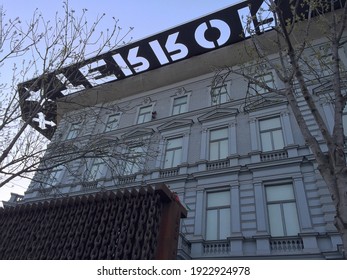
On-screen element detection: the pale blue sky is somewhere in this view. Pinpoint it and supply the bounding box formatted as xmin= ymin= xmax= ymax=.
xmin=0 ymin=0 xmax=239 ymax=204
xmin=3 ymin=0 xmax=238 ymax=42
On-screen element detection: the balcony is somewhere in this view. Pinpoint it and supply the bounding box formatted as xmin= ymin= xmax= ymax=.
xmin=206 ymin=159 xmax=230 ymax=170
xmin=81 ymin=181 xmax=98 ymax=189
xmin=260 ymin=150 xmax=288 ymax=162
xmin=160 ymin=167 xmax=179 ymax=178
xmin=118 ymin=175 xmax=136 ymax=184
xmin=270 ymin=238 xmax=304 ymax=254
xmin=270 ymin=237 xmax=304 ymax=253
xmin=203 ymin=241 xmax=230 ymax=255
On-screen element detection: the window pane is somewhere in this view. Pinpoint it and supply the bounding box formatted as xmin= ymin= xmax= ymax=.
xmin=268 ymin=204 xmax=284 ymax=236
xmin=210 ymin=128 xmax=228 ymax=140
xmin=254 ymin=73 xmax=274 ymax=94
xmin=272 ymin=130 xmax=284 ymax=150
xmin=219 ymin=208 xmax=231 ymax=239
xmin=139 ymin=105 xmax=152 ymax=114
xmin=48 ymin=166 xmax=65 ymax=185
xmin=105 ymin=114 xmax=120 ymax=131
xmin=137 ymin=106 xmax=152 ymax=123
xmin=164 ymin=151 xmax=174 ymax=168
xmin=261 ymin=132 xmax=272 ymax=152
xmin=209 ymin=142 xmax=219 ymax=161
xmin=173 ymin=96 xmax=187 ymax=112
xmin=211 ymin=85 xmax=228 ymax=105
xmin=283 ymin=202 xmax=300 ymax=236
xmin=67 ymin=124 xmax=80 ymax=139
xmin=164 ymin=138 xmax=182 ymax=168
xmin=266 ymin=184 xmax=295 ymax=202
xmin=167 ymin=137 xmax=183 ymax=149
xmin=260 ymin=118 xmax=281 ymax=131
xmin=343 ymin=113 xmax=347 ymax=135
xmin=220 ymin=92 xmax=228 ymax=103
xmin=206 ymin=210 xmax=218 ymax=240
xmin=179 ymin=103 xmax=188 ymax=114
xmin=219 ymin=139 xmax=228 ymax=159
xmin=123 ymin=146 xmax=145 ymax=174
xmin=124 ymin=162 xmax=133 ymax=175
xmin=172 ymin=150 xmax=181 ymax=167
xmin=207 ymin=191 xmax=230 ymax=207
xmin=87 ymin=159 xmax=105 ymax=181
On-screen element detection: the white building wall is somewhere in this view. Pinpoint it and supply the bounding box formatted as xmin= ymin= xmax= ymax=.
xmin=23 ymin=37 xmax=345 ymax=259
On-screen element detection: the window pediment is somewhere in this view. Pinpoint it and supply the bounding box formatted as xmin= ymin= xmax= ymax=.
xmin=244 ymin=97 xmax=286 ymax=113
xmin=198 ymin=108 xmax=238 ymax=123
xmin=121 ymin=128 xmax=154 ymax=139
xmin=88 ymin=135 xmax=118 ymax=147
xmin=157 ymin=119 xmax=193 ymax=132
xmin=312 ymin=81 xmax=334 ymax=95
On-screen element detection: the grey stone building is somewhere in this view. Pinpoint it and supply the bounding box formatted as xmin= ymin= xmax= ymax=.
xmin=20 ymin=2 xmax=345 ymax=259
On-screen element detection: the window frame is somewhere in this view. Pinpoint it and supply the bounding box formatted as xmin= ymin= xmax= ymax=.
xmin=47 ymin=165 xmax=65 ymax=186
xmin=105 ymin=113 xmax=121 ymax=132
xmin=122 ymin=146 xmax=146 ymax=176
xmin=209 ymin=127 xmax=229 ymax=161
xmin=205 ymin=190 xmax=231 ymax=240
xmin=86 ymin=158 xmax=106 ymax=182
xmin=163 ymin=137 xmax=183 ymax=169
xmin=343 ymin=106 xmax=347 ymax=136
xmin=259 ymin=116 xmax=285 ymax=152
xmin=66 ymin=122 xmax=81 ymax=139
xmin=171 ymin=95 xmax=189 ymax=115
xmin=136 ymin=104 xmax=153 ymax=124
xmin=265 ymin=183 xmax=300 ymax=237
xmin=210 ymin=84 xmax=230 ymax=106
xmin=250 ymin=72 xmax=275 ymax=95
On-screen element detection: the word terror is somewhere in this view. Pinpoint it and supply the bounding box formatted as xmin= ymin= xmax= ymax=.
xmin=21 ymin=0 xmax=273 ymax=98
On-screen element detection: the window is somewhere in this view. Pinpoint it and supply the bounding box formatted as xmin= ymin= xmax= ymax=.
xmin=172 ymin=96 xmax=188 ymax=115
xmin=86 ymin=158 xmax=105 ymax=181
xmin=314 ymin=45 xmax=345 ymax=77
xmin=265 ymin=184 xmax=300 ymax=237
xmin=123 ymin=146 xmax=145 ymax=175
xmin=47 ymin=166 xmax=65 ymax=186
xmin=209 ymin=128 xmax=228 ymax=160
xmin=137 ymin=105 xmax=153 ymax=124
xmin=211 ymin=85 xmax=229 ymax=105
xmin=206 ymin=191 xmax=231 ymax=240
xmin=259 ymin=117 xmax=284 ymax=152
xmin=66 ymin=123 xmax=80 ymax=139
xmin=164 ymin=137 xmax=183 ymax=168
xmin=250 ymin=73 xmax=274 ymax=95
xmin=105 ymin=113 xmax=120 ymax=132
xmin=343 ymin=107 xmax=347 ymax=136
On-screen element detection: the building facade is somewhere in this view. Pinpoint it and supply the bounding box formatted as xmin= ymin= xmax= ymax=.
xmin=20 ymin=3 xmax=346 ymax=259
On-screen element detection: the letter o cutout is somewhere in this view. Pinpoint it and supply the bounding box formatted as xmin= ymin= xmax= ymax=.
xmin=195 ymin=19 xmax=231 ymax=49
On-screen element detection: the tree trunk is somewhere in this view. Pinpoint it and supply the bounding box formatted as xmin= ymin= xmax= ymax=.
xmin=341 ymin=229 xmax=347 ymax=259
xmin=336 ymin=172 xmax=347 ymax=259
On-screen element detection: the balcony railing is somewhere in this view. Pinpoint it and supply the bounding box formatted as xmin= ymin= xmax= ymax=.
xmin=270 ymin=237 xmax=304 ymax=253
xmin=260 ymin=150 xmax=288 ymax=162
xmin=82 ymin=181 xmax=98 ymax=189
xmin=207 ymin=159 xmax=230 ymax=170
xmin=203 ymin=241 xmax=230 ymax=255
xmin=118 ymin=175 xmax=136 ymax=184
xmin=160 ymin=168 xmax=179 ymax=178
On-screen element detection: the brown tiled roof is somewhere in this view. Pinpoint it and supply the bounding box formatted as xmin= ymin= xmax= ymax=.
xmin=0 ymin=184 xmax=186 ymax=260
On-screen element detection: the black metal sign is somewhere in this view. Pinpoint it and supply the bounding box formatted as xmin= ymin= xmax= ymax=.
xmin=18 ymin=0 xmax=345 ymax=139
xmin=19 ymin=0 xmax=270 ymax=98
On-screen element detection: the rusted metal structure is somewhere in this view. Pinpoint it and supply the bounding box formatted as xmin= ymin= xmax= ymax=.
xmin=0 ymin=184 xmax=186 ymax=260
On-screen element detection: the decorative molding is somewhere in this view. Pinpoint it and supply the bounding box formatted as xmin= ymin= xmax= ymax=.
xmin=198 ymin=108 xmax=238 ymax=123
xmin=175 ymin=87 xmax=188 ymax=96
xmin=157 ymin=119 xmax=194 ymax=132
xmin=121 ymin=128 xmax=154 ymax=140
xmin=143 ymin=96 xmax=152 ymax=105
